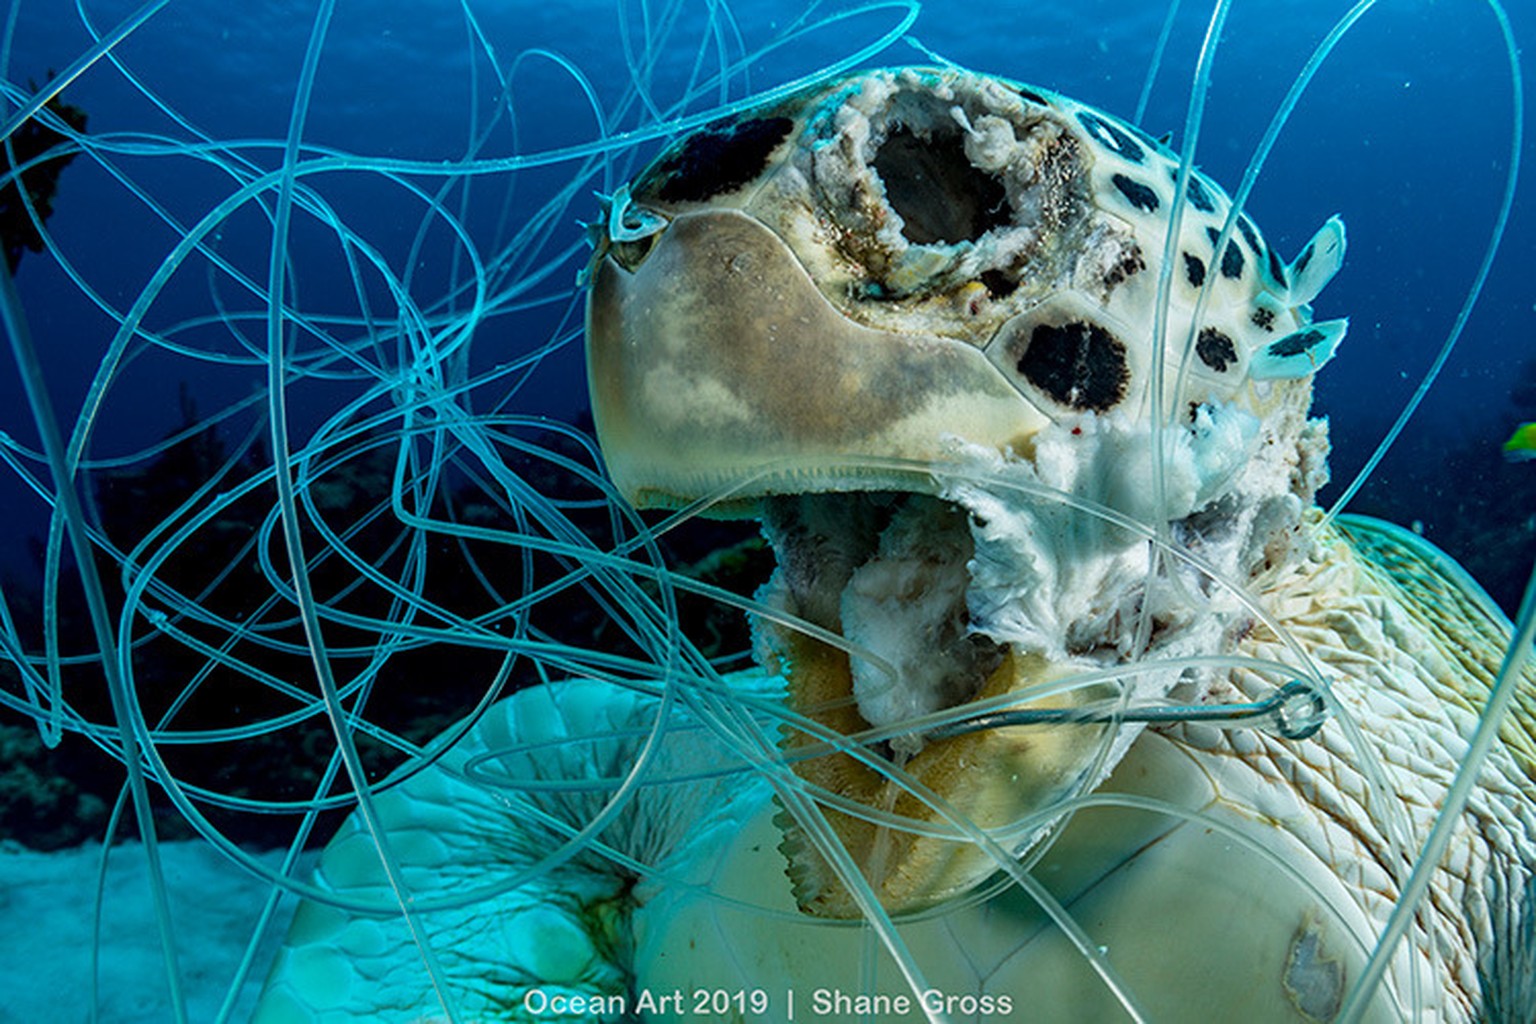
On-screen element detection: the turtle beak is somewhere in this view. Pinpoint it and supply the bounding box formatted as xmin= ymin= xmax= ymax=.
xmin=585 ymin=208 xmax=1046 ymax=515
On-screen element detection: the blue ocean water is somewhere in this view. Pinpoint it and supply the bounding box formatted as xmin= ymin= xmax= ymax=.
xmin=0 ymin=1 xmax=1532 ymax=1018
xmin=4 ymin=0 xmax=1532 ymax=595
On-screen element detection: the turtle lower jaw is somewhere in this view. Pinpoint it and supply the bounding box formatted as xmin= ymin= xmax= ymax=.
xmin=756 ymin=491 xmax=1117 ymax=918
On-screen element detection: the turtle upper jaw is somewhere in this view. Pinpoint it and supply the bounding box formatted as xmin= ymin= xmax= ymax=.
xmin=586 ymin=207 xmax=1047 ymax=515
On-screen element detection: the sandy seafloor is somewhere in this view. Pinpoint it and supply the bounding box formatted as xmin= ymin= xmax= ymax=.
xmin=0 ymin=842 xmax=306 ymax=1023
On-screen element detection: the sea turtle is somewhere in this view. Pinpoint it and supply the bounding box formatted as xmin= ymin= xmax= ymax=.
xmin=254 ymin=67 xmax=1536 ymax=1023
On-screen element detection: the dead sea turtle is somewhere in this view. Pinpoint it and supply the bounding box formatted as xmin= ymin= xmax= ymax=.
xmin=255 ymin=67 xmax=1536 ymax=1023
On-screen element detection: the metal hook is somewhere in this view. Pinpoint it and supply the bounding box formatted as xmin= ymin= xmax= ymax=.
xmin=927 ymin=680 xmax=1329 ymax=742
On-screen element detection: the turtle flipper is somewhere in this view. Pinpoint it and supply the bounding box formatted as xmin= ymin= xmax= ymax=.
xmin=254 ymin=677 xmax=771 ymax=1022
xmin=253 ymin=681 xmax=638 ymax=1022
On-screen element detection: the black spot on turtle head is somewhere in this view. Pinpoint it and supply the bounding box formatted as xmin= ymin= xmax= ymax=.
xmin=649 ymin=116 xmax=794 ymax=203
xmin=1113 ymin=174 xmax=1160 ymax=213
xmin=1183 ymin=252 xmax=1206 ymax=288
xmin=1269 ymin=328 xmax=1325 ymax=357
xmin=1077 ymin=110 xmax=1145 ymax=163
xmin=1017 ymin=321 xmax=1131 ymax=412
xmin=1196 ymin=328 xmax=1237 ymax=372
xmin=1103 ymin=243 xmax=1145 ymax=288
xmin=1205 ymin=226 xmax=1245 ymax=279
xmin=1171 ymin=169 xmax=1215 ymax=213
xmin=1237 ymin=215 xmax=1263 ymax=256
xmin=1266 ymin=246 xmax=1287 ymax=289
xmin=1009 ymin=85 xmax=1050 ymax=106
xmin=1293 ymin=243 xmax=1315 ymax=278
xmin=1222 ymin=244 xmax=1245 ymax=279
xmin=1251 ymin=306 xmax=1276 ymax=331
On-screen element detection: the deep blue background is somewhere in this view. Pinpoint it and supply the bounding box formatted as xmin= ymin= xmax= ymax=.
xmin=4 ymin=0 xmax=1533 ymax=588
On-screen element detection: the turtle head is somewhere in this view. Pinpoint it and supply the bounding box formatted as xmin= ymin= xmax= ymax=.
xmin=585 ymin=67 xmax=1345 ymax=917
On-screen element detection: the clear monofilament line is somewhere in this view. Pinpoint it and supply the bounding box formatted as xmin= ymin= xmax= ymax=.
xmin=927 ymin=679 xmax=1328 ymax=742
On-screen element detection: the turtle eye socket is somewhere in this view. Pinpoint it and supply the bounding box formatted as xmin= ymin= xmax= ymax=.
xmin=871 ymin=124 xmax=1011 ymax=246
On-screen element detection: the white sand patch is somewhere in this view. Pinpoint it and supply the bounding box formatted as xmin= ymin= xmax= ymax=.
xmin=0 ymin=841 xmax=309 ymax=1024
